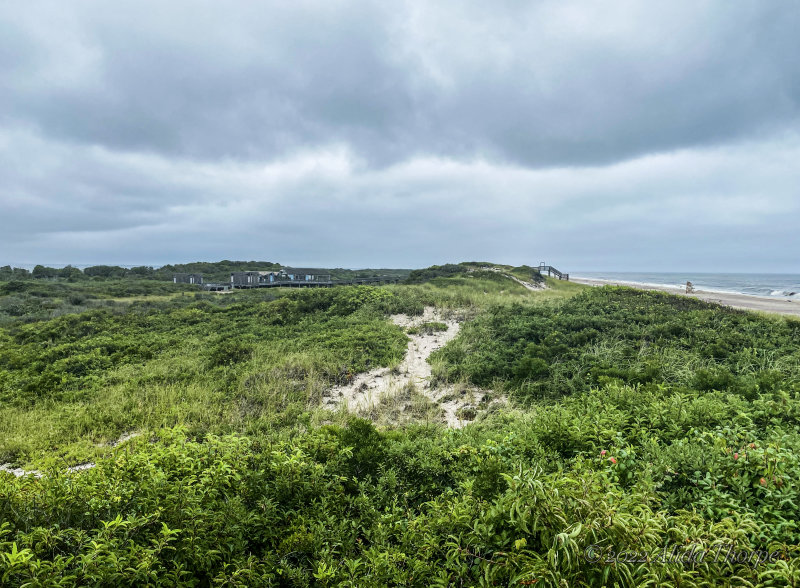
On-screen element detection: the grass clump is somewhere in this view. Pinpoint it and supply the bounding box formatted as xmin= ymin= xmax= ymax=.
xmin=406 ymin=321 xmax=448 ymax=335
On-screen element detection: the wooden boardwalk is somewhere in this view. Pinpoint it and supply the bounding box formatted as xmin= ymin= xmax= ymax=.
xmin=232 ymin=276 xmax=401 ymax=289
xmin=537 ymin=263 xmax=569 ymax=280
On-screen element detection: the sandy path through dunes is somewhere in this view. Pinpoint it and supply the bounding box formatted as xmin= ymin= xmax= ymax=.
xmin=323 ymin=307 xmax=498 ymax=426
xmin=471 ymin=267 xmax=546 ymax=292
xmin=502 ymin=273 xmax=545 ymax=291
xmin=323 ymin=307 xmax=458 ymax=411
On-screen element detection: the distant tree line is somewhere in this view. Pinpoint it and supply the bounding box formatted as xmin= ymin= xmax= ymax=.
xmin=1 ymin=261 xmax=412 ymax=283
xmin=0 ymin=261 xmax=285 ymax=282
xmin=156 ymin=260 xmax=281 ymax=282
xmin=0 ymin=266 xmax=32 ymax=280
xmin=0 ymin=265 xmax=161 ymax=281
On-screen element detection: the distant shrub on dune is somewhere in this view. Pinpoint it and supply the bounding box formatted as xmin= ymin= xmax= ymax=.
xmin=510 ymin=265 xmax=544 ymax=283
xmin=405 ymin=264 xmax=468 ymax=283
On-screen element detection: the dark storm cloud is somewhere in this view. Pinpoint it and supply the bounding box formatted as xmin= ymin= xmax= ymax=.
xmin=2 ymin=1 xmax=799 ymax=167
xmin=1 ymin=0 xmax=799 ymax=270
xmin=1 ymin=1 xmax=417 ymax=162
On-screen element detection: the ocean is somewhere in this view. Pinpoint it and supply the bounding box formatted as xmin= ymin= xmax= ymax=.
xmin=572 ymin=272 xmax=800 ymax=299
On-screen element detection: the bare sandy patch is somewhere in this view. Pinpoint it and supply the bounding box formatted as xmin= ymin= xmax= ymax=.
xmin=469 ymin=267 xmax=546 ymax=292
xmin=0 ymin=431 xmax=141 ymax=478
xmin=323 ymin=307 xmax=505 ymax=427
xmin=502 ymin=272 xmax=545 ymax=291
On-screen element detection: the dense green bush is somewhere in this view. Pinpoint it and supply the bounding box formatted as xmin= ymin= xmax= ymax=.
xmin=405 ymin=264 xmax=469 ymax=284
xmin=435 ymin=287 xmax=800 ymax=401
xmin=3 ymin=385 xmax=800 ymax=586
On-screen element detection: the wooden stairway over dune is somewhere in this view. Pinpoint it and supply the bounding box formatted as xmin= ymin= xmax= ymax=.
xmin=538 ymin=262 xmax=569 ymax=280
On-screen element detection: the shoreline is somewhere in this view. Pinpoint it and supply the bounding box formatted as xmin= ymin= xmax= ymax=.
xmin=571 ymin=277 xmax=800 ymax=317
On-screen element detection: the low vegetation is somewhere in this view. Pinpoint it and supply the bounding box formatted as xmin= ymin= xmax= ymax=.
xmin=1 ymin=266 xmax=799 ymax=585
xmin=0 ymin=279 xmax=198 ymax=325
xmin=405 ymin=263 xmax=471 ymax=283
xmin=435 ymin=287 xmax=800 ymax=401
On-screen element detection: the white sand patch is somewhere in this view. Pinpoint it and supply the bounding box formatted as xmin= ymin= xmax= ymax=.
xmin=503 ymin=273 xmax=545 ymax=291
xmin=0 ymin=462 xmax=95 ymax=478
xmin=487 ymin=268 xmax=545 ymax=291
xmin=107 ymin=431 xmax=140 ymax=447
xmin=323 ymin=307 xmax=505 ymax=427
xmin=0 ymin=431 xmax=140 ymax=478
xmin=0 ymin=464 xmax=41 ymax=478
xmin=323 ymin=307 xmax=458 ymax=412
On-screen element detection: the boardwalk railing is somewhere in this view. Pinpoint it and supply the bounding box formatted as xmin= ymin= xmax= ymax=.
xmin=537 ymin=263 xmax=569 ymax=281
xmin=232 ymin=276 xmax=402 ymax=289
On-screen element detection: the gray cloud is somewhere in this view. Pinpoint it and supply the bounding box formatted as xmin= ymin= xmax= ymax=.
xmin=1 ymin=1 xmax=799 ymax=270
xmin=3 ymin=1 xmax=800 ymax=166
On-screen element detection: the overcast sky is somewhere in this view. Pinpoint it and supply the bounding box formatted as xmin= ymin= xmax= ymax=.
xmin=1 ymin=1 xmax=798 ymax=272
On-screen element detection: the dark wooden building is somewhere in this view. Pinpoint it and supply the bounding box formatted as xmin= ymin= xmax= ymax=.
xmin=283 ymin=268 xmax=332 ymax=283
xmin=230 ymin=268 xmax=332 ymax=288
xmin=230 ymin=271 xmax=263 ymax=287
xmin=173 ymin=273 xmax=203 ymax=285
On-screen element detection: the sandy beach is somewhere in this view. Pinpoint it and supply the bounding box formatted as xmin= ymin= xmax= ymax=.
xmin=571 ymin=277 xmax=800 ymax=317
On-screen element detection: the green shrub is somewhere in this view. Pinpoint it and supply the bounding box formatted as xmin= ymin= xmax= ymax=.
xmin=406 ymin=264 xmax=468 ymax=284
xmin=339 ymin=418 xmax=387 ymax=480
xmin=207 ymin=340 xmax=253 ymax=368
